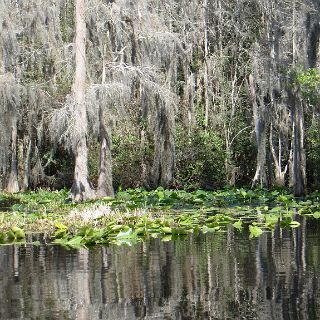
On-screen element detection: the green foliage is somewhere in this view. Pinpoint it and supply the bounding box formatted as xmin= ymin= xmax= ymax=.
xmin=249 ymin=225 xmax=263 ymax=238
xmin=175 ymin=126 xmax=226 ymax=190
xmin=1 ymin=188 xmax=320 ymax=247
xmin=293 ymin=67 xmax=320 ymax=105
xmin=112 ymin=129 xmax=153 ymax=189
xmin=296 ymin=68 xmax=320 ymax=93
xmin=190 ymin=50 xmax=202 ymax=73
xmin=0 ymin=226 xmax=25 ymax=244
xmin=291 ymin=67 xmax=320 ymax=190
xmin=227 ymin=122 xmax=256 ymax=185
xmin=59 ymin=0 xmax=75 ymax=43
xmin=306 ymin=118 xmax=320 ymax=188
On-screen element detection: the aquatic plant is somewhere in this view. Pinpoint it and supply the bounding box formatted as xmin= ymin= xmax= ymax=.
xmin=0 ymin=188 xmax=319 ymax=247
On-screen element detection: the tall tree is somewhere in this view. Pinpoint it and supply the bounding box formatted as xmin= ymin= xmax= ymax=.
xmin=0 ymin=1 xmax=21 ymax=193
xmin=71 ymin=0 xmax=95 ymax=201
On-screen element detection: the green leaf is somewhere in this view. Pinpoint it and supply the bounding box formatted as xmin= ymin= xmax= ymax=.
xmin=233 ymin=220 xmax=243 ymax=230
xmin=135 ymin=227 xmax=147 ymax=236
xmin=38 ymin=199 xmax=52 ymax=204
xmin=55 ymin=222 xmax=68 ymax=230
xmin=156 ymin=191 xmax=165 ymax=200
xmin=11 ymin=226 xmax=25 ymax=239
xmin=116 ymin=228 xmax=135 ymax=239
xmin=313 ymin=211 xmax=320 ymax=219
xmin=202 ymin=225 xmax=220 ymax=233
xmin=65 ymin=236 xmax=83 ymax=247
xmin=101 ymin=196 xmax=114 ymax=201
xmin=53 ymin=237 xmax=68 ymax=245
xmin=277 ymin=195 xmax=289 ymax=203
xmin=78 ymin=226 xmax=94 ymax=237
xmin=289 ymin=221 xmax=301 ymax=228
xmin=264 ymin=215 xmax=279 ymax=228
xmin=114 ymin=238 xmax=137 ymax=246
xmin=193 ymin=198 xmax=204 ymax=204
xmin=206 ymin=216 xmax=217 ymax=223
xmin=111 ymin=225 xmax=125 ymax=232
xmin=172 ymin=227 xmax=189 ymax=235
xmin=269 ymin=206 xmax=282 ymax=213
xmin=249 ymin=225 xmax=263 ymax=238
xmin=239 ymin=189 xmax=247 ymax=198
xmin=161 ymin=235 xmax=172 ymax=242
xmin=7 ymin=230 xmax=15 ymax=241
xmin=162 ymin=227 xmax=173 ymax=234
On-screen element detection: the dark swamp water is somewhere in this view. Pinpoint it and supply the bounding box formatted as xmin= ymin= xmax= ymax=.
xmin=1 ymin=219 xmax=320 ymax=320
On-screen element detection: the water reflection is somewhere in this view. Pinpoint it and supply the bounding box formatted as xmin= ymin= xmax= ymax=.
xmin=0 ymin=218 xmax=320 ymax=319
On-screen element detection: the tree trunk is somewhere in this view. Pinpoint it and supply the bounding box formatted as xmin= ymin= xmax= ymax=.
xmin=6 ymin=113 xmax=19 ymax=193
xmin=140 ymin=128 xmax=148 ymax=186
xmin=71 ymin=0 xmax=95 ymax=201
xmin=248 ymin=74 xmax=267 ymax=188
xmin=23 ymin=137 xmax=32 ymax=190
xmin=72 ymin=138 xmax=95 ymax=201
xmin=97 ymin=109 xmax=114 ymax=198
xmin=97 ymin=48 xmax=114 ymax=198
xmin=270 ymin=124 xmax=288 ymax=187
xmin=151 ymin=101 xmax=175 ymax=188
xmin=203 ymin=0 xmax=209 ymax=130
xmin=289 ymin=90 xmax=306 ymax=197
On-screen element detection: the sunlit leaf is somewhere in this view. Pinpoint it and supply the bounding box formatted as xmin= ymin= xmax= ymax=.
xmin=11 ymin=226 xmax=25 ymax=239
xmin=116 ymin=228 xmax=136 ymax=239
xmin=313 ymin=211 xmax=320 ymax=219
xmin=233 ymin=220 xmax=243 ymax=230
xmin=55 ymin=222 xmax=68 ymax=230
xmin=289 ymin=221 xmax=301 ymax=228
xmin=161 ymin=235 xmax=172 ymax=242
xmin=202 ymin=225 xmax=220 ymax=233
xmin=162 ymin=227 xmax=172 ymax=234
xmin=249 ymin=225 xmax=263 ymax=238
xmin=65 ymin=236 xmax=83 ymax=247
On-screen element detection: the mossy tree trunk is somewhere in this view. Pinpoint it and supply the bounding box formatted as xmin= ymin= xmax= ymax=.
xmin=97 ymin=108 xmax=114 ymax=198
xmin=71 ymin=0 xmax=95 ymax=201
xmin=248 ymin=73 xmax=267 ymax=188
xmin=6 ymin=112 xmax=19 ymax=193
xmin=289 ymin=89 xmax=306 ymax=197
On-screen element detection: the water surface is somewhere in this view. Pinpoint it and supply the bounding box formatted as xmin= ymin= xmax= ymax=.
xmin=1 ymin=218 xmax=320 ymax=319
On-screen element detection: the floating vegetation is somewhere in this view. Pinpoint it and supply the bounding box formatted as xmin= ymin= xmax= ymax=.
xmin=0 ymin=188 xmax=319 ymax=247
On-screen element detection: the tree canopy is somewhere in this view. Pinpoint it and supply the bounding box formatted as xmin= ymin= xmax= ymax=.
xmin=0 ymin=0 xmax=319 ymax=198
